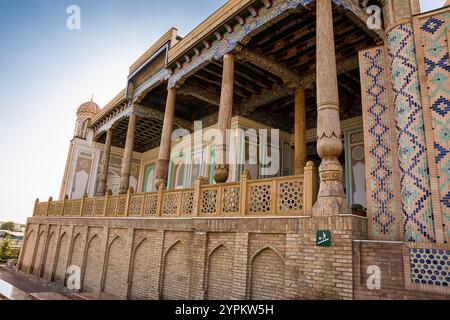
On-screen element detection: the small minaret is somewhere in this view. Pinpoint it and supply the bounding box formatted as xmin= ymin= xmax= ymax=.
xmin=74 ymin=99 xmax=100 ymax=139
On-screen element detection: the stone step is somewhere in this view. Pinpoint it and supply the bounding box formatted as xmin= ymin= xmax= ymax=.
xmin=29 ymin=292 xmax=71 ymax=300
xmin=72 ymin=292 xmax=122 ymax=300
xmin=0 ymin=279 xmax=33 ymax=300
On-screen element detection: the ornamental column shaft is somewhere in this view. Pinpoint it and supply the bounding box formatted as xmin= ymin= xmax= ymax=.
xmin=214 ymin=53 xmax=235 ymax=183
xmin=155 ymin=87 xmax=177 ymax=189
xmin=97 ymin=128 xmax=113 ymax=196
xmin=119 ymin=109 xmax=137 ymax=194
xmin=313 ymin=0 xmax=349 ymax=216
xmin=294 ymin=88 xmax=307 ymax=175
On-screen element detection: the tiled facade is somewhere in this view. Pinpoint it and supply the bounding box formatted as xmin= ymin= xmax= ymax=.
xmin=387 ymin=23 xmax=435 ymax=242
xmin=414 ymin=11 xmax=450 ymax=243
xmin=359 ymin=46 xmax=402 ymax=241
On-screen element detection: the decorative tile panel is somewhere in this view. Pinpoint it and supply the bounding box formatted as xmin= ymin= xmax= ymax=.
xmin=416 ymin=12 xmax=450 ymax=243
xmin=388 ymin=23 xmax=435 ymax=242
xmin=359 ymin=46 xmax=402 ymax=240
xmin=410 ymin=248 xmax=450 ymax=287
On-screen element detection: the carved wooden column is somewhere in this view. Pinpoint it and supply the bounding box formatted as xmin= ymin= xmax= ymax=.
xmin=119 ymin=108 xmax=137 ymax=194
xmin=294 ymin=88 xmax=307 ymax=175
xmin=214 ymin=53 xmax=235 ymax=183
xmin=155 ymin=87 xmax=177 ymax=189
xmin=96 ymin=128 xmax=113 ymax=196
xmin=313 ymin=0 xmax=349 ymax=216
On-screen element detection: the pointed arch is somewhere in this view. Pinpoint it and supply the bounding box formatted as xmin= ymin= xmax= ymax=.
xmin=54 ymin=232 xmax=70 ymax=284
xmin=249 ymin=246 xmax=285 ymax=300
xmin=83 ymin=234 xmax=102 ymax=293
xmin=32 ymin=229 xmax=46 ymax=276
xmin=21 ymin=229 xmax=36 ymax=273
xmin=103 ymin=235 xmax=128 ymax=298
xmin=43 ymin=230 xmax=57 ymax=280
xmin=161 ymin=240 xmax=190 ymax=300
xmin=129 ymin=237 xmax=153 ymax=300
xmin=69 ymin=233 xmax=84 ymax=274
xmin=206 ymin=244 xmax=234 ymax=300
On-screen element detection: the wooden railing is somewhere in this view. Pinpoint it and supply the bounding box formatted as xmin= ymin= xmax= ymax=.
xmin=33 ymin=163 xmax=317 ymax=219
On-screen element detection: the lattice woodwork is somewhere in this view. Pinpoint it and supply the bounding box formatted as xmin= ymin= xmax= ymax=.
xmin=130 ymin=195 xmax=144 ymax=217
xmin=278 ymin=180 xmax=303 ymax=214
xmin=163 ymin=193 xmax=179 ymax=215
xmin=182 ymin=191 xmax=195 ymax=215
xmin=34 ymin=203 xmax=47 ymax=216
xmin=143 ymin=194 xmax=158 ymax=216
xmin=107 ymin=198 xmax=118 ymax=217
xmin=116 ymin=196 xmax=127 ymax=217
xmin=222 ymin=186 xmax=240 ymax=214
xmin=201 ymin=189 xmax=218 ymax=215
xmin=48 ymin=202 xmax=56 ymax=217
xmin=63 ymin=201 xmax=73 ymax=217
xmin=83 ymin=199 xmax=94 ymax=217
xmin=248 ymin=183 xmax=272 ymax=214
xmin=94 ymin=198 xmax=105 ymax=217
xmin=72 ymin=200 xmax=81 ymax=216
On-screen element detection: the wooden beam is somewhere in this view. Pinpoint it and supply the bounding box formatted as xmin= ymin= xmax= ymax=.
xmin=238 ymin=54 xmax=359 ymax=116
xmin=236 ymin=48 xmax=303 ymax=88
xmin=134 ymin=105 xmax=193 ymax=131
xmin=178 ymin=81 xmax=221 ymax=107
xmin=239 ymin=84 xmax=294 ymax=116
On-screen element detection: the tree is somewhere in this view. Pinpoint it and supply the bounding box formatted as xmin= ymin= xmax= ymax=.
xmin=0 ymin=234 xmax=12 ymax=260
xmin=0 ymin=221 xmax=15 ymax=231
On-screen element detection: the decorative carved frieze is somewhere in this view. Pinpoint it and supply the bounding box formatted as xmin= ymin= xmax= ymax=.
xmin=132 ymin=68 xmax=171 ymax=104
xmin=93 ymin=103 xmax=131 ymax=138
xmin=168 ymin=0 xmax=315 ymax=89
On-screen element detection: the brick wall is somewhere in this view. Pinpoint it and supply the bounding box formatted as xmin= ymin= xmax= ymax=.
xmin=17 ymin=216 xmax=450 ymax=300
xmin=354 ymin=241 xmax=450 ymax=300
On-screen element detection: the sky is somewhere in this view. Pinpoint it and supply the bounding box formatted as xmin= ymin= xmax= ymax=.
xmin=0 ymin=0 xmax=446 ymax=224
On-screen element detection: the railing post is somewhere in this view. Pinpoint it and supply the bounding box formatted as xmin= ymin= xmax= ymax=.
xmin=61 ymin=195 xmax=68 ymax=216
xmin=34 ymin=198 xmax=39 ymax=217
xmin=239 ymin=171 xmax=250 ymax=216
xmin=156 ymin=186 xmax=164 ymax=217
xmin=103 ymin=190 xmax=111 ymax=217
xmin=140 ymin=194 xmax=145 ymax=217
xmin=46 ymin=197 xmax=53 ymax=217
xmin=125 ymin=187 xmax=133 ymax=217
xmin=193 ymin=177 xmax=207 ymax=216
xmin=177 ymin=192 xmax=183 ymax=217
xmin=80 ymin=193 xmax=87 ymax=217
xmin=303 ymin=161 xmax=317 ymax=215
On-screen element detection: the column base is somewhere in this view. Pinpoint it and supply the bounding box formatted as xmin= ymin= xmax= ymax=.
xmin=313 ymin=157 xmax=350 ymax=217
xmin=155 ymin=179 xmax=167 ymax=190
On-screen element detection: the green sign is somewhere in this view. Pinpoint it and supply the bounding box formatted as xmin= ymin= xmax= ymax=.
xmin=316 ymin=230 xmax=332 ymax=247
